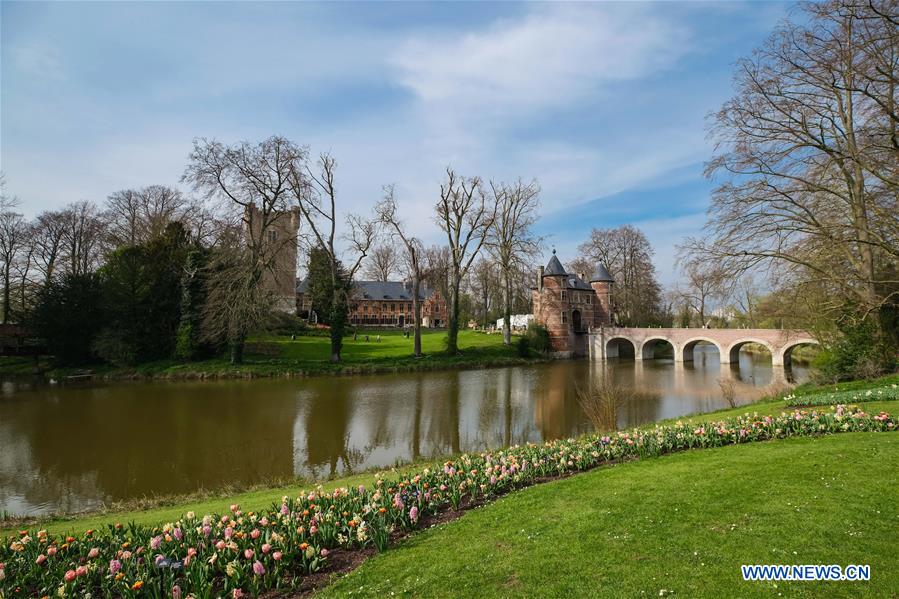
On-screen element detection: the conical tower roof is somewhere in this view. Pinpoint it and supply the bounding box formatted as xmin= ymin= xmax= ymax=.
xmin=590 ymin=263 xmax=614 ymax=283
xmin=544 ymin=250 xmax=567 ymax=276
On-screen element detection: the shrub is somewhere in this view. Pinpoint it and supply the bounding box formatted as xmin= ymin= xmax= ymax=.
xmin=524 ymin=324 xmax=551 ymax=354
xmin=813 ymin=320 xmax=896 ymax=383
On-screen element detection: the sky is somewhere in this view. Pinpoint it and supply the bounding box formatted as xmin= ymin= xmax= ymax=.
xmin=1 ymin=1 xmax=792 ymax=285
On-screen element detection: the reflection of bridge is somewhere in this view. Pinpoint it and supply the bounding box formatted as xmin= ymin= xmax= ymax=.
xmin=589 ymin=327 xmax=818 ymax=367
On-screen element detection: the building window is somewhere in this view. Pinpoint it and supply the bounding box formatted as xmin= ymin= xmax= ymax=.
xmin=561 ymin=290 xmax=567 ymax=301
xmin=561 ymin=311 xmax=568 ymax=324
xmin=266 ymin=230 xmax=278 ymax=242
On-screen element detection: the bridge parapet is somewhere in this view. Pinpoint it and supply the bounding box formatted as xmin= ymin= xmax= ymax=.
xmin=588 ymin=327 xmax=818 ymax=367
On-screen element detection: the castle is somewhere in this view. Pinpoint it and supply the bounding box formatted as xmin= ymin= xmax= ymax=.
xmin=532 ymin=251 xmax=614 ymax=357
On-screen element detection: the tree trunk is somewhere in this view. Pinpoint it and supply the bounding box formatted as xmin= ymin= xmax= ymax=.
xmin=230 ymin=340 xmax=244 ymax=365
xmin=446 ymin=279 xmax=461 ymax=355
xmin=412 ymin=274 xmax=422 ymax=357
xmin=502 ymin=270 xmax=512 ymax=345
xmin=2 ymin=266 xmax=10 ymax=324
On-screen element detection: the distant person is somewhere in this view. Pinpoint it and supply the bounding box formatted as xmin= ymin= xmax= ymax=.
xmin=365 ymin=335 xmax=370 ymax=342
xmin=376 ymin=334 xmax=381 ymax=342
xmin=353 ymin=332 xmax=358 ymax=341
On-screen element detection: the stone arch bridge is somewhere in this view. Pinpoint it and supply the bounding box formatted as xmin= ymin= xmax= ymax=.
xmin=589 ymin=327 xmax=818 ymax=367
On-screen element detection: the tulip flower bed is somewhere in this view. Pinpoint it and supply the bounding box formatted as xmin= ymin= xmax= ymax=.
xmin=1 ymin=406 xmax=895 ymax=598
xmin=784 ymin=384 xmax=899 ymax=406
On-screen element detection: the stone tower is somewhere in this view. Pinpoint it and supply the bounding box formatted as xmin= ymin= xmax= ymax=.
xmin=245 ymin=203 xmax=301 ymax=314
xmin=589 ymin=264 xmax=614 ymax=326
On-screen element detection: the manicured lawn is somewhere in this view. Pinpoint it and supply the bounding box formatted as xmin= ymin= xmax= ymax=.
xmin=320 ymin=432 xmax=899 ymax=598
xmin=5 ymin=329 xmax=529 ymax=379
xmin=262 ymin=328 xmax=510 ymax=363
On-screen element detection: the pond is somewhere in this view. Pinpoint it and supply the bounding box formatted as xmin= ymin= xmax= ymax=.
xmin=0 ymin=346 xmax=810 ymax=516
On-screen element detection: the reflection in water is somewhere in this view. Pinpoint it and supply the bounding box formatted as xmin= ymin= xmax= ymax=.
xmin=0 ymin=347 xmax=809 ymax=515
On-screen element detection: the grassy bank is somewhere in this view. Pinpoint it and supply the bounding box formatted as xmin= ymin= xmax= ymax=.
xmin=1 ymin=329 xmax=542 ymax=381
xmin=321 ymin=432 xmax=898 ymax=598
xmin=6 ymin=373 xmax=897 ymax=539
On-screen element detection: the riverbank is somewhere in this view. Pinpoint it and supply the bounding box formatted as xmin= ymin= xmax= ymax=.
xmin=0 ymin=329 xmax=547 ymax=382
xmin=5 ymin=373 xmax=896 ymax=537
xmin=2 ymin=401 xmax=894 ymax=598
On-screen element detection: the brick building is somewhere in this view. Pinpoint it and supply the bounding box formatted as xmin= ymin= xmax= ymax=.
xmin=296 ymin=280 xmax=447 ymax=328
xmin=532 ymin=251 xmax=614 ymax=357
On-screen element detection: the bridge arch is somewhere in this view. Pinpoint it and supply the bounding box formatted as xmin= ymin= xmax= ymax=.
xmin=681 ymin=337 xmax=723 ymax=363
xmin=605 ymin=336 xmax=636 ymax=359
xmin=725 ymin=338 xmax=775 ymax=364
xmin=640 ymin=337 xmax=675 ymax=360
xmin=779 ymin=338 xmax=820 ymax=367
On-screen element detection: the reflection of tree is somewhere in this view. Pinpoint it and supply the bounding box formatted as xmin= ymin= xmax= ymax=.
xmin=2 ymin=380 xmax=303 ymax=513
xmin=425 ymin=372 xmax=461 ymax=456
xmin=411 ymin=377 xmax=423 ymax=460
xmin=304 ymin=386 xmax=356 ymax=479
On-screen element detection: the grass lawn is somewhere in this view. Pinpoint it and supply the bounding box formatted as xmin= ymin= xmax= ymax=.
xmin=4 ymin=329 xmax=532 ymax=379
xmin=320 ymin=432 xmax=899 ymax=598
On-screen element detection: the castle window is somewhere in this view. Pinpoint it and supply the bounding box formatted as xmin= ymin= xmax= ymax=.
xmin=561 ymin=290 xmax=567 ymax=301
xmin=561 ymin=310 xmax=568 ymax=324
xmin=266 ymin=230 xmax=278 ymax=242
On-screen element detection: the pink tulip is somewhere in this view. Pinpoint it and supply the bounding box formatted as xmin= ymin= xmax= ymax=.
xmin=88 ymin=547 xmax=99 ymax=559
xmin=47 ymin=547 xmax=57 ymax=557
xmin=224 ymin=527 xmax=234 ymax=539
xmin=272 ymin=551 xmax=282 ymax=561
xmin=232 ymin=590 xmax=244 ymax=599
xmin=122 ymin=550 xmax=132 ymax=560
xmin=75 ymin=565 xmax=88 ymax=577
xmin=261 ymin=543 xmax=271 ymax=554
xmin=35 ymin=554 xmax=47 ymax=566
xmin=250 ymin=528 xmax=261 ymax=540
xmin=172 ymin=585 xmax=182 ymax=599
xmin=229 ymin=504 xmax=240 ymax=513
xmin=320 ymin=548 xmax=329 ymax=557
xmin=244 ymin=548 xmax=255 ymax=560
xmin=215 ymin=540 xmax=226 ymax=551
xmin=64 ymin=569 xmax=76 ymax=582
xmin=253 ymin=560 xmax=265 ymax=576
xmin=187 ymin=547 xmax=198 ymax=558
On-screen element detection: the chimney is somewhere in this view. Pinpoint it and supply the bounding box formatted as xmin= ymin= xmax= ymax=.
xmin=537 ymin=266 xmax=544 ymax=291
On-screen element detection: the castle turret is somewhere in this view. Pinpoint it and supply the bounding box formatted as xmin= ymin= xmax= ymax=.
xmin=589 ymin=264 xmax=614 ymax=326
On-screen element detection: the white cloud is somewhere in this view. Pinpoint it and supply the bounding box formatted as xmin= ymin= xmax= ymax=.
xmin=13 ymin=43 xmax=65 ymax=81
xmin=391 ymin=4 xmax=690 ymax=119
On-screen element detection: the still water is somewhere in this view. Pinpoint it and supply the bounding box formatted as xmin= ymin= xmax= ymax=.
xmin=0 ymin=347 xmax=809 ymax=516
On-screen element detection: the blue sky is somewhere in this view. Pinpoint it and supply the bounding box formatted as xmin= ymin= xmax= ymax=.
xmin=1 ymin=1 xmax=791 ymax=284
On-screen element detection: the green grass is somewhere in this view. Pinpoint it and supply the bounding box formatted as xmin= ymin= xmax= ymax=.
xmin=320 ymin=432 xmax=899 ymax=598
xmin=2 ymin=329 xmax=536 ymax=380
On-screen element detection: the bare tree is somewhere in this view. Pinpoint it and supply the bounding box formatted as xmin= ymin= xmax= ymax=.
xmin=683 ymin=0 xmax=899 ymax=336
xmin=488 ymin=178 xmax=541 ymax=344
xmin=578 ymin=225 xmax=663 ymax=325
xmin=183 ymin=136 xmax=305 ymax=363
xmin=469 ymin=256 xmax=498 ymax=328
xmin=377 ymin=186 xmax=426 ymax=356
xmin=31 ymin=210 xmax=69 ymax=285
xmin=362 ymin=243 xmax=399 ymax=282
xmin=290 ymin=152 xmax=377 ymax=362
xmin=675 ymin=259 xmax=729 ymax=327
xmin=105 ymin=185 xmax=191 ymax=247
xmin=435 ymin=168 xmax=496 ymax=354
xmin=60 ymin=201 xmax=106 ymax=277
xmin=0 ymin=182 xmax=26 ymax=322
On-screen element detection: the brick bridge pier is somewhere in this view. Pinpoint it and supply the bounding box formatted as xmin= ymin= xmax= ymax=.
xmin=588 ymin=327 xmax=819 ymax=367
